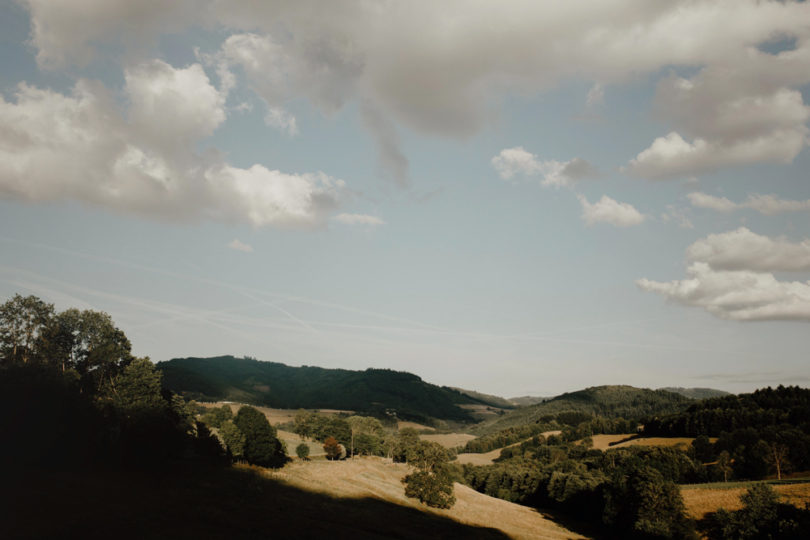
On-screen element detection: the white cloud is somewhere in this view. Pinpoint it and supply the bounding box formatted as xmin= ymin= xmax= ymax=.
xmin=637 ymin=262 xmax=810 ymax=322
xmin=227 ymin=239 xmax=253 ymax=253
xmin=578 ymin=194 xmax=645 ymax=227
xmin=639 ymin=228 xmax=810 ymax=321
xmin=334 ymin=214 xmax=386 ymax=226
xmin=0 ymin=62 xmax=344 ymax=228
xmin=586 ymin=83 xmax=604 ymax=108
xmin=125 ymin=60 xmax=227 ymax=149
xmin=687 ymin=192 xmax=738 ymax=212
xmin=686 ymin=227 xmax=810 ymax=272
xmin=626 ymin=68 xmax=810 ymax=179
xmin=492 ymin=147 xmax=595 ymax=187
xmin=688 ymin=192 xmax=810 ymax=215
xmin=264 ymin=106 xmax=298 ymax=136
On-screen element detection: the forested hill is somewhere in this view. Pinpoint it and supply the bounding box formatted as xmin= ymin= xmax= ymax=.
xmin=644 ymin=385 xmax=810 ymax=437
xmin=158 ymin=356 xmax=483 ymax=423
xmin=471 ymin=385 xmax=692 ymax=435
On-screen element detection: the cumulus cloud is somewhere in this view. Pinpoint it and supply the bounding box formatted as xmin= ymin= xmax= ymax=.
xmin=686 ymin=228 xmax=810 ymax=272
xmin=688 ymin=192 xmax=810 ymax=215
xmin=637 ymin=263 xmax=810 ymax=322
xmin=0 ymin=62 xmax=344 ymax=228
xmin=626 ymin=62 xmax=810 ymax=178
xmin=228 ymin=239 xmax=253 ymax=252
xmin=639 ymin=228 xmax=810 ymax=321
xmin=334 ymin=214 xmax=386 ymax=226
xmin=492 ymin=147 xmax=596 ymax=187
xmin=578 ymin=195 xmax=645 ymax=227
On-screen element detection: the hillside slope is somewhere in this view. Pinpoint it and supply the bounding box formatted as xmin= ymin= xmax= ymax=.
xmin=472 ymin=385 xmax=692 ymax=435
xmin=158 ymin=356 xmax=482 ymax=422
xmin=266 ymin=457 xmax=585 ymax=539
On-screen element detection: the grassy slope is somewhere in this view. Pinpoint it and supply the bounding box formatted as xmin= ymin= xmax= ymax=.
xmin=471 ymin=385 xmax=692 ymax=435
xmin=681 ymin=481 xmax=810 ymax=520
xmin=159 ymin=356 xmax=483 ymax=423
xmin=266 ymin=457 xmax=586 ymax=540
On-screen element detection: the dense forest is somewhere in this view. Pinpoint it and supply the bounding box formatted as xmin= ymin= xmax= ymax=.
xmin=159 ymin=355 xmax=486 ymax=423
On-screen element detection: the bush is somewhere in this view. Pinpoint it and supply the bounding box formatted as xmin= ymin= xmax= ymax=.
xmin=296 ymin=442 xmax=310 ymax=460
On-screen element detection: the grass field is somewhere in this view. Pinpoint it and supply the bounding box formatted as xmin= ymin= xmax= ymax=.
xmin=681 ymin=481 xmax=810 ymax=520
xmin=264 ymin=457 xmax=586 ymax=540
xmin=421 ymin=432 xmax=476 ymax=448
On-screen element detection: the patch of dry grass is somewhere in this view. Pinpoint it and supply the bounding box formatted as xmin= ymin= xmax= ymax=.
xmin=398 ymin=420 xmax=435 ymax=432
xmin=421 ymin=433 xmax=476 ymax=448
xmin=681 ymin=483 xmax=810 ymax=520
xmin=264 ymin=457 xmax=586 ymax=539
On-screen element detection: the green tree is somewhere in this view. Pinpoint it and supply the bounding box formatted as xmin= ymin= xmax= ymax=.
xmin=234 ymin=406 xmax=287 ymax=468
xmin=401 ymin=441 xmax=456 ymax=508
xmin=106 ymin=357 xmax=166 ymax=414
xmin=292 ymin=409 xmax=317 ymax=440
xmin=347 ymin=415 xmax=384 ymax=457
xmin=717 ymin=450 xmax=733 ymax=482
xmin=0 ymin=294 xmax=54 ymax=365
xmin=202 ymin=404 xmax=233 ymax=428
xmin=296 ymin=442 xmax=310 ymax=460
xmin=220 ymin=420 xmax=246 ymax=460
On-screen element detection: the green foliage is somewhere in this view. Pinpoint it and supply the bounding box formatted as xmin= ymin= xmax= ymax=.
xmin=295 ymin=442 xmax=310 ymax=460
xmin=403 ymin=470 xmax=456 ymax=509
xmin=220 ymin=420 xmax=246 ymax=460
xmin=106 ymin=357 xmax=166 ymax=414
xmin=392 ymin=427 xmax=421 ymax=462
xmin=157 ymin=355 xmax=476 ymax=422
xmin=402 ymin=441 xmax=456 ymax=508
xmin=233 ymin=406 xmax=287 ymax=468
xmin=202 ymin=404 xmax=233 ymax=428
xmin=603 ymin=466 xmax=695 ymax=538
xmin=703 ymin=483 xmax=810 ymax=539
xmin=463 ymin=421 xmax=559 ymax=453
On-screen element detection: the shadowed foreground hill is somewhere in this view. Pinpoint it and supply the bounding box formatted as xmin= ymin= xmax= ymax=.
xmin=473 ymin=385 xmax=693 ymax=435
xmin=3 ymin=464 xmax=509 ymax=540
xmin=158 ymin=356 xmax=483 ymax=423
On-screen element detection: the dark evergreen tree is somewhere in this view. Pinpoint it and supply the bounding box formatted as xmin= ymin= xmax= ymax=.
xmin=234 ymin=406 xmax=287 ymax=468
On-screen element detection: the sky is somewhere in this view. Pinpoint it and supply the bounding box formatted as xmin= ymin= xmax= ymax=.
xmin=1 ymin=1 xmax=809 ymax=397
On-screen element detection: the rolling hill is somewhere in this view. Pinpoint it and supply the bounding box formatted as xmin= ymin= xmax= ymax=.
xmin=157 ymin=356 xmax=485 ymax=423
xmin=471 ymin=385 xmax=693 ymax=435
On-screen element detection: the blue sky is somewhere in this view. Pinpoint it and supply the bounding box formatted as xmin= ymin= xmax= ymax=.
xmin=1 ymin=1 xmax=809 ymax=396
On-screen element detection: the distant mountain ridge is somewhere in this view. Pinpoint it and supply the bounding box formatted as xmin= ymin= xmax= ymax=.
xmin=449 ymin=387 xmax=516 ymax=409
xmin=471 ymin=385 xmax=693 ymax=435
xmin=658 ymin=387 xmax=730 ymax=400
xmin=158 ymin=356 xmax=487 ymax=423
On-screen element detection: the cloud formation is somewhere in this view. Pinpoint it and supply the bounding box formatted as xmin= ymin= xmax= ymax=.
xmin=492 ymin=147 xmax=595 ymax=187
xmin=638 ymin=228 xmax=810 ymax=321
xmin=688 ymin=192 xmax=810 ymax=214
xmin=686 ymin=228 xmax=810 ymax=272
xmin=334 ymin=214 xmax=386 ymax=226
xmin=0 ymin=61 xmax=343 ymax=227
xmin=578 ymin=195 xmax=645 ymax=227
xmin=22 ymin=1 xmax=810 ymax=181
